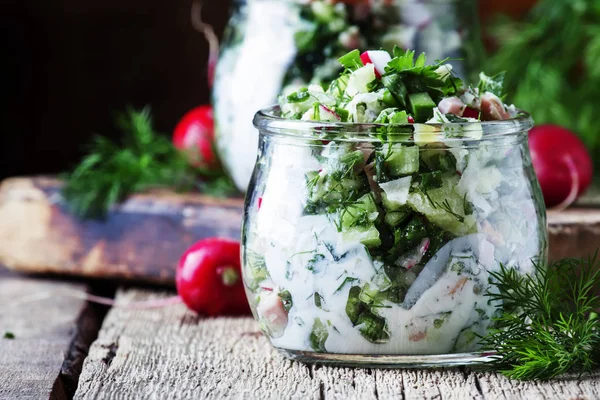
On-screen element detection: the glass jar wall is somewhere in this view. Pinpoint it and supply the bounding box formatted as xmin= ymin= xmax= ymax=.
xmin=213 ymin=0 xmax=483 ymax=191
xmin=241 ymin=107 xmax=547 ymax=367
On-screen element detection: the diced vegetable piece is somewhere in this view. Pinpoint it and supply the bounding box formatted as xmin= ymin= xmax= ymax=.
xmin=345 ymin=64 xmax=377 ymax=96
xmin=408 ymin=92 xmax=436 ymax=122
xmin=278 ymin=290 xmax=293 ymax=313
xmin=381 ymin=73 xmax=408 ymax=109
xmin=244 ymin=252 xmax=270 ymax=291
xmin=420 ymin=147 xmax=457 ymax=172
xmin=384 ymin=210 xmax=410 ymax=227
xmin=413 ymin=124 xmax=443 ymax=145
xmin=342 ymin=225 xmax=381 ymax=247
xmin=309 ymin=318 xmax=329 ymax=352
xmin=357 ymin=312 xmax=390 ymax=343
xmin=341 ymin=194 xmax=378 ymax=228
xmin=407 ymin=177 xmax=476 ymax=236
xmin=257 ymin=290 xmax=289 ymax=338
xmin=384 ymin=144 xmax=420 ymax=177
xmin=338 ymin=50 xmax=362 ymax=71
xmin=345 ymin=286 xmax=390 ymax=343
xmin=345 ymin=286 xmax=365 ymax=324
xmin=360 ymin=50 xmax=392 ymax=78
xmin=380 ymin=176 xmax=412 ymax=210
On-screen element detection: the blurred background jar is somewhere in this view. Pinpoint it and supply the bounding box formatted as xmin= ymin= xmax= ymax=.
xmin=213 ymin=0 xmax=484 ymax=191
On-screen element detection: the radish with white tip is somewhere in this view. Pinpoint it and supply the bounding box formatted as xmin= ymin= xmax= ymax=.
xmin=360 ymin=50 xmax=391 ymax=79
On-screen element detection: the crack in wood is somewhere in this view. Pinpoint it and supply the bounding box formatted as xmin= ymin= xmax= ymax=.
xmin=49 ymin=285 xmax=113 ymax=399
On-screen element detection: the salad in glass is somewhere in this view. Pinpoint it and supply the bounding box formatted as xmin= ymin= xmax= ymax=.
xmin=242 ymin=48 xmax=547 ymax=366
xmin=214 ymin=0 xmax=483 ymax=191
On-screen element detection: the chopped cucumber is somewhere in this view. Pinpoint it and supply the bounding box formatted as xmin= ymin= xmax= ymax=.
xmin=341 ymin=194 xmax=378 ymax=228
xmin=380 ymin=176 xmax=412 ymax=210
xmin=342 ymin=225 xmax=381 ymax=247
xmin=413 ymin=124 xmax=443 ymax=145
xmin=384 ymin=210 xmax=410 ymax=227
xmin=383 ymin=144 xmax=420 ymax=177
xmin=408 ymin=92 xmax=436 ymax=122
xmin=407 ymin=176 xmax=477 ymax=236
xmin=381 ymin=73 xmax=408 ymax=109
xmin=420 ymin=147 xmax=457 ymax=172
xmin=345 ymin=65 xmax=377 ymax=96
xmin=309 ymin=318 xmax=329 ymax=352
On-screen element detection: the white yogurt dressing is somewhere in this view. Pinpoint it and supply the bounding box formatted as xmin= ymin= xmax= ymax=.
xmin=244 ymin=138 xmax=543 ymax=355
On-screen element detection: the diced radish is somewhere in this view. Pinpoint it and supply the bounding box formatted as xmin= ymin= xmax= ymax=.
xmin=407 ymin=116 xmax=415 ymax=123
xmin=462 ymin=107 xmax=479 ymax=119
xmin=319 ymin=105 xmax=341 ymax=122
xmin=397 ymin=237 xmax=430 ymax=270
xmin=256 ymin=290 xmax=289 ymax=338
xmin=480 ymin=92 xmax=511 ymax=121
xmin=360 ymin=50 xmax=391 ymax=79
xmin=438 ymin=97 xmax=466 ymax=117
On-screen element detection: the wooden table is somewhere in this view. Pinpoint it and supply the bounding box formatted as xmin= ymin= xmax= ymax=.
xmin=2 ymin=268 xmax=599 ymax=400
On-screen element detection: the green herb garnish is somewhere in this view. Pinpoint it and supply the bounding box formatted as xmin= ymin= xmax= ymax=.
xmin=62 ymin=107 xmax=235 ymax=219
xmin=481 ymin=254 xmax=600 ymax=380
xmin=3 ymin=332 xmax=15 ymax=339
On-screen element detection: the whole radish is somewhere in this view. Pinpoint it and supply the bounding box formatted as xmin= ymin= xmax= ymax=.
xmin=528 ymin=124 xmax=593 ymax=208
xmin=176 ymin=238 xmax=250 ymax=316
xmin=173 ymin=105 xmax=217 ymax=169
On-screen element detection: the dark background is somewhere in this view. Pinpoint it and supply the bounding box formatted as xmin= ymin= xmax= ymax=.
xmin=0 ymin=0 xmax=229 ymax=180
xmin=0 ymin=1 xmax=531 ymax=181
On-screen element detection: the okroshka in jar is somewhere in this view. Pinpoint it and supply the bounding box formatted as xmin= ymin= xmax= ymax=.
xmin=213 ymin=0 xmax=484 ymax=191
xmin=241 ymin=107 xmax=547 ymax=367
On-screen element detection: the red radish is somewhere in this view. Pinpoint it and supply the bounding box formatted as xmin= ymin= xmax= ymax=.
xmin=173 ymin=105 xmax=217 ymax=169
xmin=462 ymin=107 xmax=479 ymax=119
xmin=528 ymin=125 xmax=593 ymax=209
xmin=176 ymin=238 xmax=249 ymax=316
xmin=407 ymin=116 xmax=415 ymax=123
xmin=360 ymin=50 xmax=391 ymax=79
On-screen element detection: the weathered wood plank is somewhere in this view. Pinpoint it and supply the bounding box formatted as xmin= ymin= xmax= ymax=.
xmin=0 ymin=267 xmax=103 ymax=400
xmin=0 ymin=177 xmax=242 ymax=285
xmin=76 ymin=289 xmax=600 ymax=400
xmin=1 ymin=177 xmax=599 ymax=284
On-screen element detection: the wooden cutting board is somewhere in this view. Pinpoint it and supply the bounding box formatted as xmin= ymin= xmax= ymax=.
xmin=0 ymin=176 xmax=599 ymax=286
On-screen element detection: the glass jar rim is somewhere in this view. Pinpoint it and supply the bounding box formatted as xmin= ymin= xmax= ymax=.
xmin=254 ymin=106 xmax=534 ymax=143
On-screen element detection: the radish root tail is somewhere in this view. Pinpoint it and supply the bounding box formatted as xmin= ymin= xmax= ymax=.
xmin=191 ymin=0 xmax=219 ymax=87
xmin=550 ymin=155 xmax=579 ymax=212
xmin=0 ymin=289 xmax=182 ymax=314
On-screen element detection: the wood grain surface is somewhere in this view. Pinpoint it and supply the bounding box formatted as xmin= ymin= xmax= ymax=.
xmin=0 ymin=268 xmax=104 ymax=400
xmin=0 ymin=177 xmax=599 ymax=285
xmin=0 ymin=177 xmax=243 ymax=285
xmin=75 ymin=289 xmax=600 ymax=400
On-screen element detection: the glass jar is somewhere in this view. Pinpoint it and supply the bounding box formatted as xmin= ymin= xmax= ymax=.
xmin=241 ymin=107 xmax=547 ymax=367
xmin=213 ymin=0 xmax=484 ymax=191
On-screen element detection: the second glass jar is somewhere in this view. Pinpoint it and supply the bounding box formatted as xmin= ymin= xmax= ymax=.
xmin=213 ymin=0 xmax=484 ymax=191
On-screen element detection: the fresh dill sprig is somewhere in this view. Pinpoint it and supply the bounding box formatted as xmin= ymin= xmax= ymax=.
xmin=481 ymin=253 xmax=600 ymax=380
xmin=62 ymin=107 xmax=235 ymax=219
